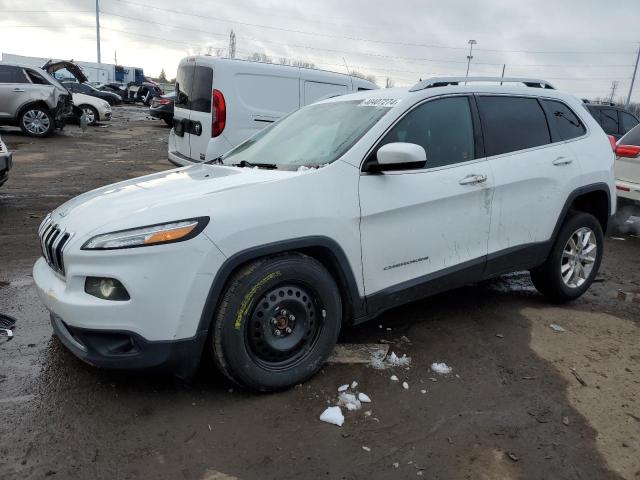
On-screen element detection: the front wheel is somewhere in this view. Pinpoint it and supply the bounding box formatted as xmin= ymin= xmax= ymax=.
xmin=212 ymin=253 xmax=342 ymax=391
xmin=530 ymin=211 xmax=603 ymax=302
xmin=80 ymin=105 xmax=98 ymax=126
xmin=19 ymin=107 xmax=54 ymax=137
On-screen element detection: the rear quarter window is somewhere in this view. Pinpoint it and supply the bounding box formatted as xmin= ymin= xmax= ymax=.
xmin=477 ymin=96 xmax=551 ymax=156
xmin=621 ymin=112 xmax=639 ymax=134
xmin=543 ymin=100 xmax=586 ymax=141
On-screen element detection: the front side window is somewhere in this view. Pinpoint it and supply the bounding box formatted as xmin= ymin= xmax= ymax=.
xmin=376 ymin=96 xmax=475 ymax=168
xmin=543 ymin=100 xmax=586 ymax=141
xmin=221 ymin=100 xmax=391 ymax=168
xmin=599 ymin=108 xmax=619 ymax=135
xmin=621 ymin=112 xmax=639 ymax=134
xmin=477 ymin=96 xmax=551 ymax=156
xmin=0 ymin=65 xmax=27 ymax=84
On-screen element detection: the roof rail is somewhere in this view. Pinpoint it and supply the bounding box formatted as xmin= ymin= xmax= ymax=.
xmin=409 ymin=76 xmax=556 ymax=92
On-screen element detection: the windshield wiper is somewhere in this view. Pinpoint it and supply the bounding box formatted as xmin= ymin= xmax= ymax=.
xmin=232 ymin=160 xmax=278 ymax=169
xmin=204 ymin=155 xmax=223 ymax=165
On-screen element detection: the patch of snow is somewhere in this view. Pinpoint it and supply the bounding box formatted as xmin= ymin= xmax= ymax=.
xmin=362 ymin=446 xmax=371 ymax=452
xmin=351 ymin=380 xmax=358 ymax=389
xmin=364 ymin=410 xmax=372 ymax=417
xmin=402 ymin=382 xmax=409 ymax=390
xmin=390 ymin=375 xmax=399 ymax=382
xmin=338 ymin=384 xmax=349 ymax=392
xmin=338 ymin=392 xmax=361 ymax=411
xmin=296 ymin=165 xmax=311 ymax=172
xmin=393 ymin=462 xmax=399 ymax=468
xmin=431 ymin=362 xmax=452 ymax=375
xmin=358 ymin=393 xmax=371 ymax=403
xmin=549 ymin=323 xmax=565 ymax=332
xmin=320 ymin=406 xmax=344 ymax=426
xmin=387 ymin=352 xmax=412 ymax=367
xmin=420 ymin=389 xmax=427 ymax=394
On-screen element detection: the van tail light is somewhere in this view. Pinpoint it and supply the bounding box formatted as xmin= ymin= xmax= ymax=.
xmin=608 ymin=135 xmax=617 ymax=152
xmin=615 ymin=144 xmax=640 ymax=158
xmin=212 ymin=89 xmax=226 ymax=138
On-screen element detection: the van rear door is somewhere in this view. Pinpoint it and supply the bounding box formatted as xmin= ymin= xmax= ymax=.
xmin=173 ymin=60 xmax=194 ymax=160
xmin=188 ymin=61 xmax=214 ymax=162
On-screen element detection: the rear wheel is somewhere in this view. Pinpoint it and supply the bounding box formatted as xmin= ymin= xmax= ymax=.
xmin=163 ymin=117 xmax=173 ymax=127
xmin=212 ymin=253 xmax=342 ymax=391
xmin=19 ymin=107 xmax=54 ymax=137
xmin=530 ymin=211 xmax=603 ymax=302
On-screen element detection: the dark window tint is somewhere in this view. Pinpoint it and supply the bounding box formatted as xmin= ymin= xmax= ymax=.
xmin=599 ymin=108 xmax=619 ymax=135
xmin=543 ymin=100 xmax=586 ymax=140
xmin=25 ymin=69 xmax=49 ymax=85
xmin=619 ymin=124 xmax=640 ymax=146
xmin=621 ymin=112 xmax=639 ymax=134
xmin=377 ymin=96 xmax=475 ymax=168
xmin=175 ymin=64 xmax=195 ymax=108
xmin=477 ymin=96 xmax=551 ymax=156
xmin=0 ymin=65 xmax=27 ymax=84
xmin=190 ymin=66 xmax=213 ymax=113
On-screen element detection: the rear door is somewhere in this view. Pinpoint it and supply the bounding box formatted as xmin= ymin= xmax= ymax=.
xmin=173 ymin=60 xmax=195 ymax=159
xmin=477 ymin=95 xmax=583 ymax=273
xmin=0 ymin=65 xmax=30 ymax=120
xmin=187 ymin=61 xmax=214 ymax=162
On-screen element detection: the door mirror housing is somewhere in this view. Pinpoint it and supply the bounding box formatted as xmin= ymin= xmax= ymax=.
xmin=367 ymin=142 xmax=427 ymax=172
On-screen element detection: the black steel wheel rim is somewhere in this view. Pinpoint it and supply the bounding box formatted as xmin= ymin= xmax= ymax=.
xmin=245 ymin=283 xmax=324 ymax=370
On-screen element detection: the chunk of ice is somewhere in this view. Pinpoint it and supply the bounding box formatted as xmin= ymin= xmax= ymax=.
xmin=358 ymin=392 xmax=371 ymax=403
xmin=390 ymin=375 xmax=399 ymax=381
xmin=362 ymin=446 xmax=371 ymax=452
xmin=338 ymin=384 xmax=349 ymax=392
xmin=351 ymin=381 xmax=358 ymax=389
xmin=549 ymin=323 xmax=565 ymax=332
xmin=319 ymin=406 xmax=344 ymax=426
xmin=402 ymin=382 xmax=409 ymax=390
xmin=338 ymin=392 xmax=361 ymax=411
xmin=431 ymin=362 xmax=452 ymax=375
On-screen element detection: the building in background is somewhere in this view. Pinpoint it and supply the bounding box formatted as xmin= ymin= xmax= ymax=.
xmin=0 ymin=53 xmax=144 ymax=84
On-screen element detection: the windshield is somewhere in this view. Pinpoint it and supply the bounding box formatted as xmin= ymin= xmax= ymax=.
xmin=221 ymin=100 xmax=392 ymax=168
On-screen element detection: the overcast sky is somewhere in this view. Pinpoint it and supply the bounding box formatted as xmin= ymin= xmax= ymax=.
xmin=1 ymin=0 xmax=639 ymax=101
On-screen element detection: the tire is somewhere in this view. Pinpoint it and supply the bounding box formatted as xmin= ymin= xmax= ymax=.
xmin=212 ymin=253 xmax=342 ymax=391
xmin=163 ymin=117 xmax=173 ymax=127
xmin=530 ymin=211 xmax=603 ymax=302
xmin=19 ymin=106 xmax=54 ymax=137
xmin=80 ymin=105 xmax=98 ymax=126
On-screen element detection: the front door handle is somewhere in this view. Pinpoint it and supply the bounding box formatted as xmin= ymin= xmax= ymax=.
xmin=459 ymin=174 xmax=487 ymax=185
xmin=552 ymin=156 xmax=573 ymax=166
xmin=12 ymin=88 xmax=25 ymax=93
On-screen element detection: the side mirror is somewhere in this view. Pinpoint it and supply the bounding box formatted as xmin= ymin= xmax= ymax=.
xmin=367 ymin=142 xmax=427 ymax=172
xmin=615 ymin=144 xmax=640 ymax=158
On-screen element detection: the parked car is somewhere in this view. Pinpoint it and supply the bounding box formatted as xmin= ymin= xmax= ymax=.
xmin=97 ymin=83 xmax=127 ymax=101
xmin=33 ymin=76 xmax=615 ymax=390
xmin=168 ymin=57 xmax=378 ymax=165
xmin=149 ymin=92 xmax=175 ymax=126
xmin=62 ymin=81 xmax=122 ymax=106
xmin=585 ymin=101 xmax=639 ymax=140
xmin=614 ymin=123 xmax=640 ymax=207
xmin=0 ymin=135 xmax=12 ymax=187
xmin=71 ymin=93 xmax=111 ymax=126
xmin=0 ymin=63 xmax=75 ymax=137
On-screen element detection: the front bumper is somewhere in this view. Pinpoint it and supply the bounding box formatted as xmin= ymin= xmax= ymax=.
xmin=51 ymin=313 xmax=206 ymax=377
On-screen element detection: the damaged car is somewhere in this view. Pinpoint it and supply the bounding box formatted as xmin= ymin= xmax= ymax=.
xmin=0 ymin=134 xmax=12 ymax=187
xmin=0 ymin=62 xmax=78 ymax=137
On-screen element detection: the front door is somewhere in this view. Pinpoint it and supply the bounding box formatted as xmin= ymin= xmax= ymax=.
xmin=359 ymin=95 xmax=493 ymax=303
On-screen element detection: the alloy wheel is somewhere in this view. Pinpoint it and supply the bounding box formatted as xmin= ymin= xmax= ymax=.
xmin=22 ymin=110 xmax=50 ymax=135
xmin=561 ymin=227 xmax=597 ymax=288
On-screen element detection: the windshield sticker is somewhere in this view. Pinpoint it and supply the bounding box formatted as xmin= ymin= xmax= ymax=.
xmin=358 ymin=98 xmax=399 ymax=107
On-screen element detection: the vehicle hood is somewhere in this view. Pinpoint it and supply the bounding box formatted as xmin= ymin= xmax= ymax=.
xmin=50 ymin=164 xmax=298 ymax=236
xmin=42 ymin=60 xmax=88 ymax=83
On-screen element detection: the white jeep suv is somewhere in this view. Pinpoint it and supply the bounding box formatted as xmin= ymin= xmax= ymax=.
xmin=33 ymin=77 xmax=616 ymax=391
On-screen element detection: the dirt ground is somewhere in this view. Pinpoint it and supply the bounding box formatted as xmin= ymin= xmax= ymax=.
xmin=0 ymin=106 xmax=638 ymax=480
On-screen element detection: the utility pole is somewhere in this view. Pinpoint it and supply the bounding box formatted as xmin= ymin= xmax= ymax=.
xmin=609 ymin=80 xmax=619 ymax=104
xmin=95 ymin=0 xmax=101 ymax=63
xmin=626 ymin=44 xmax=640 ymax=107
xmin=114 ymin=50 xmax=117 ymax=65
xmin=229 ymin=29 xmax=236 ymax=59
xmin=500 ymin=64 xmax=506 ymax=85
xmin=465 ymin=40 xmax=477 ymax=84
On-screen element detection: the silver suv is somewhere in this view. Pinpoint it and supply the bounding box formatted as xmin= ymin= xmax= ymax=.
xmin=0 ymin=63 xmax=74 ymax=137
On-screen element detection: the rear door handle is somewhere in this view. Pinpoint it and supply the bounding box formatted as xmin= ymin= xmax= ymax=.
xmin=552 ymin=156 xmax=573 ymax=166
xmin=459 ymin=174 xmax=487 ymax=185
xmin=12 ymin=88 xmax=25 ymax=93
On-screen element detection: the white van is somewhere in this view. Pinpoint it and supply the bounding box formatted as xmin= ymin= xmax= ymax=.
xmin=168 ymin=57 xmax=378 ymax=165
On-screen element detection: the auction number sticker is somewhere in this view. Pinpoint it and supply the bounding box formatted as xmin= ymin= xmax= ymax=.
xmin=358 ymin=98 xmax=399 ymax=107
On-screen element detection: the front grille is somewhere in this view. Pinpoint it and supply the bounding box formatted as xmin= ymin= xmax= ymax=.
xmin=38 ymin=214 xmax=72 ymax=276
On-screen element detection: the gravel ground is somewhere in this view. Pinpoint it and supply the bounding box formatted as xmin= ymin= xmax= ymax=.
xmin=0 ymin=106 xmax=639 ymax=480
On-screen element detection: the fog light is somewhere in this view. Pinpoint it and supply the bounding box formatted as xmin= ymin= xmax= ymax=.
xmin=85 ymin=277 xmax=130 ymax=301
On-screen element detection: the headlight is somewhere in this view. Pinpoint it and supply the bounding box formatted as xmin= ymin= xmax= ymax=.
xmin=82 ymin=217 xmax=209 ymax=250
xmin=102 ymin=101 xmax=110 ymax=109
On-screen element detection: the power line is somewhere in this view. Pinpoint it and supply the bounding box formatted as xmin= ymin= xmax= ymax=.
xmin=104 ymin=0 xmax=636 ymax=56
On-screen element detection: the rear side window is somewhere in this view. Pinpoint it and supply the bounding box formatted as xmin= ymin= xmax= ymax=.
xmin=477 ymin=96 xmax=551 ymax=156
xmin=175 ymin=64 xmax=195 ymax=108
xmin=599 ymin=108 xmax=619 ymax=135
xmin=190 ymin=66 xmax=213 ymax=113
xmin=543 ymin=100 xmax=586 ymax=141
xmin=0 ymin=65 xmax=27 ymax=84
xmin=377 ymin=96 xmax=475 ymax=168
xmin=621 ymin=112 xmax=639 ymax=134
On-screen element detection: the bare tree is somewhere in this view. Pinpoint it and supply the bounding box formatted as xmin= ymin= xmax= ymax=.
xmin=349 ymin=70 xmax=376 ymax=85
xmin=247 ymin=52 xmax=273 ymax=64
